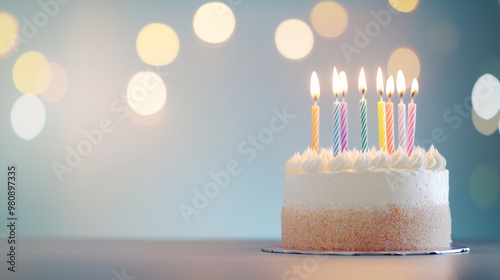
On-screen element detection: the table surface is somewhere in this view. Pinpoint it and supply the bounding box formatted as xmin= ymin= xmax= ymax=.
xmin=1 ymin=239 xmax=499 ymax=280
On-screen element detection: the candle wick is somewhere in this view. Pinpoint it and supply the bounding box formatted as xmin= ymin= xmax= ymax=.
xmin=314 ymin=96 xmax=318 ymax=106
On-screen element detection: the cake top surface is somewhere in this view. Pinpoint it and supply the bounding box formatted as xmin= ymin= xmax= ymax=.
xmin=285 ymin=145 xmax=446 ymax=174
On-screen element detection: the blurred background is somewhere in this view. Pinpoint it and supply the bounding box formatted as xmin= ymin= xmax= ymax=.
xmin=0 ymin=0 xmax=499 ymax=241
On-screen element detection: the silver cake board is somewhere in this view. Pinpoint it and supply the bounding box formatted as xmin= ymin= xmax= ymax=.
xmin=262 ymin=245 xmax=470 ymax=256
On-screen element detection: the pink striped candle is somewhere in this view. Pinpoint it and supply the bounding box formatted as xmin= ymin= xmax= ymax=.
xmin=407 ymin=79 xmax=419 ymax=156
xmin=396 ymin=70 xmax=407 ymax=152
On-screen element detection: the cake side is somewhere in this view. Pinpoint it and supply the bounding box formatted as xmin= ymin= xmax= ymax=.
xmin=281 ymin=146 xmax=452 ymax=251
xmin=284 ymin=169 xmax=449 ymax=207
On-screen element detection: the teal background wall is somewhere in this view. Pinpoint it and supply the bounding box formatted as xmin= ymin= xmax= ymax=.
xmin=0 ymin=0 xmax=499 ymax=240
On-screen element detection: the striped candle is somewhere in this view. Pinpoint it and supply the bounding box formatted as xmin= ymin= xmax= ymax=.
xmin=385 ymin=75 xmax=395 ymax=154
xmin=358 ymin=68 xmax=367 ymax=153
xmin=398 ymin=103 xmax=407 ymax=152
xmin=339 ymin=71 xmax=348 ymax=152
xmin=312 ymin=105 xmax=319 ymax=153
xmin=376 ymin=67 xmax=386 ymax=151
xmin=396 ymin=70 xmax=407 ymax=152
xmin=407 ymin=78 xmax=419 ymax=156
xmin=407 ymin=103 xmax=416 ymax=156
xmin=333 ymin=101 xmax=341 ymax=156
xmin=360 ymin=98 xmax=368 ymax=153
xmin=378 ymin=101 xmax=387 ymax=152
xmin=310 ymin=71 xmax=320 ymax=153
xmin=386 ymin=102 xmax=395 ymax=154
xmin=341 ymin=102 xmax=348 ymax=152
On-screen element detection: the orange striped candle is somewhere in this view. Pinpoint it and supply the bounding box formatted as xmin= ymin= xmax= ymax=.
xmin=310 ymin=71 xmax=320 ymax=153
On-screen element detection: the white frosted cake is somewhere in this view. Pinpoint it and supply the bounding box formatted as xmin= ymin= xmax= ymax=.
xmin=282 ymin=146 xmax=451 ymax=251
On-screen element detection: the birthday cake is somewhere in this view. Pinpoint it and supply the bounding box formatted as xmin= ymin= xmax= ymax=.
xmin=282 ymin=146 xmax=451 ymax=251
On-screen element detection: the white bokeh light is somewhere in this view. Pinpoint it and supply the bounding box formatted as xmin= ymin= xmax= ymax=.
xmin=10 ymin=94 xmax=47 ymax=140
xmin=471 ymin=73 xmax=500 ymax=120
xmin=126 ymin=71 xmax=167 ymax=116
xmin=275 ymin=19 xmax=314 ymax=60
xmin=193 ymin=2 xmax=236 ymax=44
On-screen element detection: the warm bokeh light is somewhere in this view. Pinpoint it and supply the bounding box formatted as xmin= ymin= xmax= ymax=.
xmin=136 ymin=23 xmax=179 ymax=66
xmin=310 ymin=71 xmax=320 ymax=100
xmin=40 ymin=62 xmax=68 ymax=103
xmin=0 ymin=12 xmax=19 ymax=58
xmin=10 ymin=94 xmax=46 ymax=140
xmin=428 ymin=20 xmax=459 ymax=55
xmin=193 ymin=2 xmax=236 ymax=44
xmin=127 ymin=71 xmax=167 ymax=116
xmin=471 ymin=73 xmax=500 ymax=120
xmin=469 ymin=164 xmax=500 ymax=209
xmin=358 ymin=68 xmax=366 ymax=94
xmin=387 ymin=48 xmax=420 ymax=89
xmin=472 ymin=109 xmax=500 ymax=136
xmin=310 ymin=1 xmax=348 ymax=38
xmin=389 ymin=0 xmax=419 ymax=13
xmin=13 ymin=51 xmax=52 ymax=94
xmin=275 ymin=19 xmax=314 ymax=60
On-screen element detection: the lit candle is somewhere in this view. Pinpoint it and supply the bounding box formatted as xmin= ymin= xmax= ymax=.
xmin=311 ymin=71 xmax=320 ymax=154
xmin=396 ymin=70 xmax=407 ymax=153
xmin=332 ymin=67 xmax=341 ymax=156
xmin=339 ymin=71 xmax=348 ymax=152
xmin=407 ymin=78 xmax=418 ymax=156
xmin=385 ymin=75 xmax=395 ymax=154
xmin=376 ymin=67 xmax=387 ymax=152
xmin=358 ymin=68 xmax=368 ymax=153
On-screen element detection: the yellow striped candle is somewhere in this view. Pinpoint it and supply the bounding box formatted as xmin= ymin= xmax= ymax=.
xmin=310 ymin=71 xmax=320 ymax=153
xmin=376 ymin=67 xmax=387 ymax=151
xmin=385 ymin=75 xmax=395 ymax=154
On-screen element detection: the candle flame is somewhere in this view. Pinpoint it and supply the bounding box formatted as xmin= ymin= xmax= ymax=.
xmin=358 ymin=67 xmax=366 ymax=95
xmin=332 ymin=67 xmax=340 ymax=97
xmin=396 ymin=70 xmax=406 ymax=95
xmin=411 ymin=78 xmax=419 ymax=96
xmin=386 ymin=75 xmax=394 ymax=98
xmin=377 ymin=67 xmax=384 ymax=95
xmin=339 ymin=71 xmax=348 ymax=96
xmin=310 ymin=71 xmax=320 ymax=101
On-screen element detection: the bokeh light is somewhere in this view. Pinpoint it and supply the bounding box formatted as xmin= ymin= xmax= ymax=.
xmin=40 ymin=63 xmax=69 ymax=103
xmin=389 ymin=0 xmax=419 ymax=13
xmin=0 ymin=12 xmax=19 ymax=58
xmin=193 ymin=2 xmax=236 ymax=44
xmin=469 ymin=164 xmax=500 ymax=209
xmin=275 ymin=19 xmax=314 ymax=60
xmin=126 ymin=71 xmax=167 ymax=116
xmin=428 ymin=20 xmax=459 ymax=55
xmin=471 ymin=73 xmax=500 ymax=120
xmin=472 ymin=109 xmax=500 ymax=136
xmin=10 ymin=94 xmax=46 ymax=140
xmin=136 ymin=23 xmax=180 ymax=66
xmin=310 ymin=1 xmax=348 ymax=38
xmin=13 ymin=51 xmax=52 ymax=94
xmin=387 ymin=47 xmax=420 ymax=89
